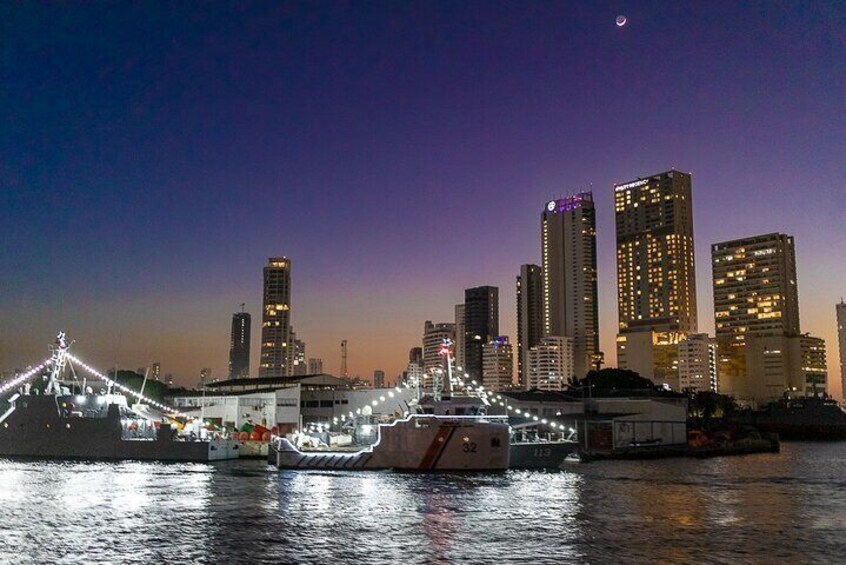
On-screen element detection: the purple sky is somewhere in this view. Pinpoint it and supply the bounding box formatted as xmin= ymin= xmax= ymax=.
xmin=2 ymin=3 xmax=844 ymax=396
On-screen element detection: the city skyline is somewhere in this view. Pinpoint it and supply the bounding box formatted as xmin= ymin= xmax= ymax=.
xmin=1 ymin=4 xmax=843 ymax=399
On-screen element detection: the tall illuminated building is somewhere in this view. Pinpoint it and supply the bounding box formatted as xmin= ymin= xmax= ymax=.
xmin=614 ymin=170 xmax=697 ymax=385
xmin=422 ymin=321 xmax=456 ymax=376
xmin=259 ymin=257 xmax=292 ymax=378
xmin=228 ymin=308 xmax=251 ymax=378
xmin=454 ymin=304 xmax=466 ymax=371
xmin=838 ymin=300 xmax=846 ymax=401
xmin=516 ymin=264 xmax=543 ymax=389
xmin=463 ymin=286 xmax=499 ymax=381
xmin=541 ymin=194 xmax=599 ymax=378
xmin=712 ymin=233 xmax=811 ymax=402
xmin=481 ymin=337 xmax=513 ymax=391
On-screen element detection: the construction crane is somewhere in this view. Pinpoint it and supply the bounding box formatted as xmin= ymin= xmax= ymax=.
xmin=340 ymin=340 xmax=348 ymax=379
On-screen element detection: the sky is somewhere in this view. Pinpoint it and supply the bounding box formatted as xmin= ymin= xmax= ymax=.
xmin=1 ymin=2 xmax=844 ymax=396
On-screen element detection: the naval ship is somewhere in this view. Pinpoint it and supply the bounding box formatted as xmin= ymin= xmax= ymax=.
xmin=0 ymin=333 xmax=238 ymax=462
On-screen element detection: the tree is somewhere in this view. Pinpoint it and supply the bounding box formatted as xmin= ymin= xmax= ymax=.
xmin=571 ymin=368 xmax=656 ymax=391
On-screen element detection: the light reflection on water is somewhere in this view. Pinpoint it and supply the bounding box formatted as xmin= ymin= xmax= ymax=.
xmin=0 ymin=442 xmax=844 ymax=564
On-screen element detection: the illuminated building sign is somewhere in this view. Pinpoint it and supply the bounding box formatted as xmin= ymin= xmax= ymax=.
xmin=545 ymin=193 xmax=590 ymax=213
xmin=614 ymin=179 xmax=648 ymax=192
xmin=752 ymin=248 xmax=776 ymax=256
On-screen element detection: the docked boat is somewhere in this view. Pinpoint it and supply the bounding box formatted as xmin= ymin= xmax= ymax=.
xmin=752 ymin=396 xmax=846 ymax=440
xmin=509 ymin=423 xmax=578 ymax=469
xmin=0 ymin=333 xmax=239 ymax=462
xmin=269 ymin=342 xmax=510 ymax=471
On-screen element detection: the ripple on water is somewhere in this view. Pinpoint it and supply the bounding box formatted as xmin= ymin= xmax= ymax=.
xmin=0 ymin=442 xmax=844 ymax=564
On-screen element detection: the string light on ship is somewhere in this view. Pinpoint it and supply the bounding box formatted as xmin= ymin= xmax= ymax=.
xmin=0 ymin=359 xmax=53 ymax=395
xmin=452 ymin=370 xmax=576 ymax=434
xmin=66 ymin=354 xmax=188 ymax=418
xmin=306 ymin=382 xmax=414 ymax=433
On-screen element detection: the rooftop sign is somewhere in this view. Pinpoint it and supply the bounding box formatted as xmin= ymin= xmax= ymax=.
xmin=614 ymin=178 xmax=648 ymax=192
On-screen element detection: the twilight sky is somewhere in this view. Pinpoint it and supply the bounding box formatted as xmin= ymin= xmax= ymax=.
xmin=2 ymin=3 xmax=844 ymax=396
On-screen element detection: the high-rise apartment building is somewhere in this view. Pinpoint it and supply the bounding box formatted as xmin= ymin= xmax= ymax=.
xmin=260 ymin=257 xmax=292 ymax=378
xmin=615 ymin=170 xmax=697 ymax=382
xmin=542 ymin=194 xmax=599 ymax=378
xmin=712 ymin=233 xmax=800 ymax=400
xmin=838 ymin=300 xmax=846 ymax=401
xmin=517 ymin=264 xmax=543 ymax=390
xmin=481 ymin=336 xmax=513 ymax=391
xmin=463 ymin=286 xmax=499 ymax=381
xmin=151 ymin=362 xmax=161 ymax=382
xmin=292 ymin=337 xmax=307 ymax=376
xmin=422 ymin=321 xmax=456 ymax=376
xmin=677 ymin=334 xmax=718 ymax=393
xmin=527 ymin=336 xmax=574 ymax=391
xmin=713 ymin=233 xmax=800 ymax=341
xmin=454 ymin=304 xmax=466 ymax=371
xmin=229 ymin=309 xmax=251 ymax=379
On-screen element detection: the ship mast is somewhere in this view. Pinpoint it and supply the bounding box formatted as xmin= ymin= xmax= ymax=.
xmin=45 ymin=332 xmax=71 ymax=395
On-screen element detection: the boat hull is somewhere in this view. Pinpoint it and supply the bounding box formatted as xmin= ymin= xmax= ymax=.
xmin=509 ymin=441 xmax=578 ymax=469
xmin=273 ymin=416 xmax=510 ymax=471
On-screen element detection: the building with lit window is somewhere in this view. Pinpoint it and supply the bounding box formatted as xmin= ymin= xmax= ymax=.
xmin=838 ymin=300 xmax=846 ymax=402
xmin=422 ymin=321 xmax=456 ymax=380
xmin=517 ymin=264 xmax=543 ymax=390
xmin=229 ymin=309 xmax=251 ymax=379
xmin=712 ymin=233 xmax=800 ymax=401
xmin=712 ymin=233 xmax=827 ymax=403
xmin=463 ymin=286 xmax=499 ymax=381
xmin=677 ymin=333 xmax=718 ymax=393
xmin=614 ymin=170 xmax=698 ymax=383
xmin=291 ymin=336 xmax=307 ymax=376
xmin=454 ymin=304 xmax=466 ymax=371
xmin=482 ymin=336 xmax=513 ymax=391
xmin=541 ymin=194 xmax=599 ymax=378
xmin=260 ymin=257 xmax=292 ymax=378
xmin=527 ymin=336 xmax=574 ymax=391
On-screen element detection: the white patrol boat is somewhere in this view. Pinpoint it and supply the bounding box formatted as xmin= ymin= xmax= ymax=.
xmin=269 ymin=341 xmax=510 ymax=471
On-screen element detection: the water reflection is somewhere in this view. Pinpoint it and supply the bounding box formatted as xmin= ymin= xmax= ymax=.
xmin=0 ymin=443 xmax=843 ymax=564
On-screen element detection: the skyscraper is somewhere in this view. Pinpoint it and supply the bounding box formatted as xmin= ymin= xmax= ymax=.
xmin=712 ymin=233 xmax=799 ymax=399
xmin=463 ymin=286 xmax=499 ymax=381
xmin=712 ymin=233 xmax=800 ymax=341
xmin=838 ymin=300 xmax=846 ymax=401
xmin=527 ymin=336 xmax=574 ymax=391
xmin=541 ymin=193 xmax=599 ymax=378
xmin=615 ymin=170 xmax=697 ymax=383
xmin=712 ymin=233 xmax=826 ymax=402
xmin=482 ymin=336 xmax=513 ymax=391
xmin=259 ymin=257 xmax=292 ymax=378
xmin=516 ymin=264 xmax=543 ymax=389
xmin=292 ymin=337 xmax=307 ymax=376
xmin=422 ymin=321 xmax=456 ymax=376
xmin=454 ymin=304 xmax=466 ymax=371
xmin=229 ymin=308 xmax=251 ymax=379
